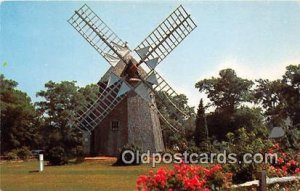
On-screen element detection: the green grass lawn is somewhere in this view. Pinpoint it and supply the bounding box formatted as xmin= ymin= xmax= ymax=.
xmin=2 ymin=159 xmax=299 ymax=191
xmin=0 ymin=159 xmax=160 ymax=191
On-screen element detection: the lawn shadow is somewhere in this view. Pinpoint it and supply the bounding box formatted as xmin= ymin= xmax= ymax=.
xmin=29 ymin=170 xmax=39 ymax=173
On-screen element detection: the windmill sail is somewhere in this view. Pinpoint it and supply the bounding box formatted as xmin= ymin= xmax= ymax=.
xmin=135 ymin=5 xmax=197 ymax=67
xmin=145 ymin=70 xmax=190 ymax=120
xmin=74 ymin=80 xmax=128 ymax=133
xmin=68 ymin=4 xmax=196 ymax=134
xmin=68 ymin=4 xmax=129 ymax=65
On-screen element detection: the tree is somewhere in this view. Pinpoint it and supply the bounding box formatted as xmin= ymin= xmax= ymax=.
xmin=195 ymin=69 xmax=255 ymax=141
xmin=194 ymin=99 xmax=209 ymax=150
xmin=255 ymin=64 xmax=300 ymax=149
xmin=206 ymin=106 xmax=267 ymax=141
xmin=36 ymin=81 xmax=98 ymax=165
xmin=0 ymin=74 xmax=40 ymax=155
xmin=195 ymin=69 xmax=254 ymax=113
xmin=155 ymin=92 xmax=195 ymax=148
xmin=255 ymin=65 xmax=300 ymax=126
xmin=281 ymin=64 xmax=300 ymax=125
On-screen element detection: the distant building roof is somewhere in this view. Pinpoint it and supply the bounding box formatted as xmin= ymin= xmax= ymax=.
xmin=269 ymin=127 xmax=285 ymax=139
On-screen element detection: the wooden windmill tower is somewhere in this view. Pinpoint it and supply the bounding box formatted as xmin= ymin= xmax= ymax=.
xmin=68 ymin=4 xmax=196 ymax=156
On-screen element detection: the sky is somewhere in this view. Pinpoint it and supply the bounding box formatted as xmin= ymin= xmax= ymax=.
xmin=1 ymin=1 xmax=300 ymax=108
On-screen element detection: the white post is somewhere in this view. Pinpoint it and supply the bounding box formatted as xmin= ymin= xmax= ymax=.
xmin=39 ymin=154 xmax=44 ymax=172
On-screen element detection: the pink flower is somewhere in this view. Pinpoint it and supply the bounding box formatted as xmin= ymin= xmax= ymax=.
xmin=137 ymin=175 xmax=148 ymax=186
xmin=273 ymin=143 xmax=280 ymax=150
xmin=136 ymin=163 xmax=230 ymax=190
xmin=288 ymin=160 xmax=298 ymax=166
xmin=277 ymin=157 xmax=284 ymax=164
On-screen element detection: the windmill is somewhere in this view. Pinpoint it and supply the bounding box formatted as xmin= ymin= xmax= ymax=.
xmin=68 ymin=4 xmax=196 ymax=156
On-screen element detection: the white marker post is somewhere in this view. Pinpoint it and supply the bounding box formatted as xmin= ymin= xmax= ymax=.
xmin=39 ymin=154 xmax=44 ymax=172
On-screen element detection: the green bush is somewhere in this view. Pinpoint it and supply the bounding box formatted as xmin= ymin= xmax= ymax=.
xmin=5 ymin=151 xmax=19 ymax=160
xmin=47 ymin=146 xmax=68 ymax=165
xmin=224 ymin=128 xmax=272 ymax=184
xmin=114 ymin=144 xmax=141 ymax=166
xmin=17 ymin=147 xmax=32 ymax=160
xmin=5 ymin=146 xmax=32 ymax=160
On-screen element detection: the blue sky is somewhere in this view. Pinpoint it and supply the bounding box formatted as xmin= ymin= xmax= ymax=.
xmin=1 ymin=1 xmax=300 ymax=107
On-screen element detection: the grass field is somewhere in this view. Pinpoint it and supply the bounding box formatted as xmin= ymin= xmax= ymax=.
xmin=0 ymin=159 xmax=160 ymax=191
xmin=2 ymin=159 xmax=299 ymax=191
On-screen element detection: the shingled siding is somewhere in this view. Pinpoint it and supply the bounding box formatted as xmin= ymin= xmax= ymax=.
xmin=149 ymin=100 xmax=165 ymax=152
xmin=91 ymin=97 xmax=128 ymax=156
xmin=90 ymin=90 xmax=164 ymax=156
xmin=127 ymin=92 xmax=164 ymax=153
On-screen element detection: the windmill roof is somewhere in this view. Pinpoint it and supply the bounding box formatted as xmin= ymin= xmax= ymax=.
xmin=98 ymin=60 xmax=148 ymax=84
xmin=98 ymin=61 xmax=126 ymax=83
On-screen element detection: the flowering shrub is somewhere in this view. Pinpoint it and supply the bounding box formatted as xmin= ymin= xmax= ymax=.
xmin=136 ymin=164 xmax=232 ymax=191
xmin=225 ymin=128 xmax=273 ymax=183
xmin=268 ymin=180 xmax=300 ymax=191
xmin=267 ymin=143 xmax=300 ymax=177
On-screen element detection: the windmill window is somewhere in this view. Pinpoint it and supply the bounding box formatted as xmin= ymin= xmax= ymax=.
xmin=111 ymin=121 xmax=119 ymax=131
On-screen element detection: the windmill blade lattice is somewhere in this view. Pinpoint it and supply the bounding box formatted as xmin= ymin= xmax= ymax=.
xmin=74 ymin=79 xmax=130 ymax=134
xmin=145 ymin=70 xmax=190 ymax=118
xmin=68 ymin=4 xmax=197 ymax=134
xmin=68 ymin=4 xmax=129 ymax=66
xmin=135 ymin=5 xmax=197 ymax=67
xmin=133 ymin=5 xmax=197 ymax=120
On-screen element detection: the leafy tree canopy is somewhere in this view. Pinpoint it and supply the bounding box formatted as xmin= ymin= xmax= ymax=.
xmin=0 ymin=74 xmax=40 ymax=154
xmin=195 ymin=69 xmax=254 ymax=113
xmin=155 ymin=92 xmax=195 ymax=148
xmin=36 ymin=80 xmax=98 ymax=165
xmin=254 ymin=64 xmax=300 ymax=126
